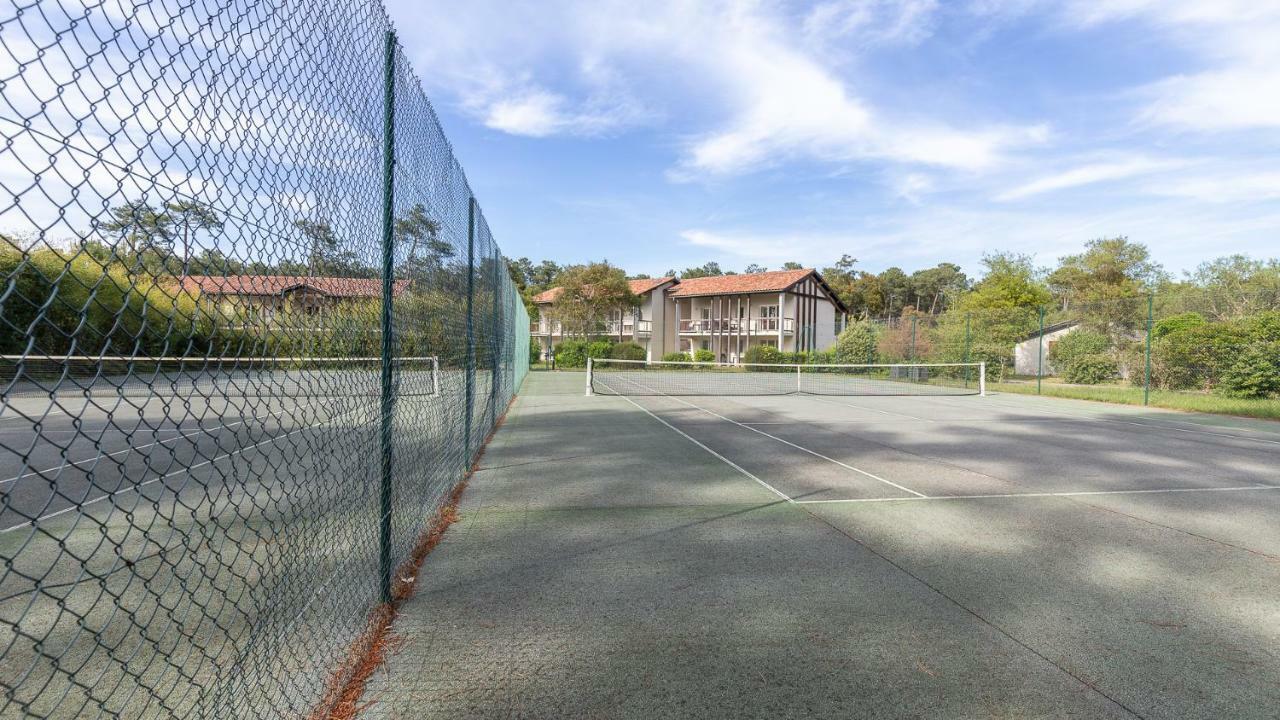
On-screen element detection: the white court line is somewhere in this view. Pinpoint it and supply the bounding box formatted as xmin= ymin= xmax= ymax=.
xmin=795 ymin=484 xmax=1280 ymax=504
xmin=1 ymin=402 xmax=372 ymax=534
xmin=1 ymin=397 xmax=326 ymax=487
xmin=655 ymin=394 xmax=927 ymax=499
xmin=612 ymin=394 xmax=792 ymax=502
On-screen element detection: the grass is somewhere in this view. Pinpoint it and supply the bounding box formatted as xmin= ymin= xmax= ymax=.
xmin=990 ymin=380 xmax=1280 ymax=421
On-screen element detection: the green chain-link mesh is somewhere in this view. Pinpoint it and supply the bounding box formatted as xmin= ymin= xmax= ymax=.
xmin=1 ymin=2 xmax=528 ymax=717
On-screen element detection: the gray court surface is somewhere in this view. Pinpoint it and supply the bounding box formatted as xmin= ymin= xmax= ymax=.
xmin=0 ymin=368 xmax=480 ymax=718
xmin=360 ymin=371 xmax=1280 ymax=719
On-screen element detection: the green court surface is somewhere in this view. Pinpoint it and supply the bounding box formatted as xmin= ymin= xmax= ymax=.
xmin=360 ymin=371 xmax=1280 ymax=719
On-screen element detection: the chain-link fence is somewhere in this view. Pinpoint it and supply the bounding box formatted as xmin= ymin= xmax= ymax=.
xmin=859 ymin=289 xmax=1280 ymax=406
xmin=1 ymin=2 xmax=528 ymax=718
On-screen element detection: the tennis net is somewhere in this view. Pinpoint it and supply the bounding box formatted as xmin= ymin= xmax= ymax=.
xmin=587 ymin=358 xmax=985 ymax=396
xmin=1 ymin=354 xmax=440 ymax=399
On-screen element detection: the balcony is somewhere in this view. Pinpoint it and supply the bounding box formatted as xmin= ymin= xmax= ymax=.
xmin=530 ymin=319 xmax=651 ymax=337
xmin=529 ymin=321 xmax=562 ymax=336
xmin=679 ymin=317 xmax=793 ymax=335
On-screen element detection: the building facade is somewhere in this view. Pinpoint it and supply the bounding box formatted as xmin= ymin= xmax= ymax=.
xmin=532 ymin=269 xmax=848 ymax=362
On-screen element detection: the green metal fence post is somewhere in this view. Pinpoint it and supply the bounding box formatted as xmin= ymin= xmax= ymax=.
xmin=376 ymin=30 xmax=397 ymax=605
xmin=909 ymin=315 xmax=917 ymax=362
xmin=1036 ymin=305 xmax=1045 ymax=395
xmin=489 ymin=247 xmax=500 ymax=428
xmin=963 ymin=312 xmax=972 ymax=389
xmin=464 ymin=197 xmax=476 ymax=473
xmin=1144 ymin=293 xmax=1153 ymax=405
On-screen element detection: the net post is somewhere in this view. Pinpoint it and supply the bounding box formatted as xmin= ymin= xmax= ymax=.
xmin=464 ymin=197 xmax=476 ymax=474
xmin=796 ymin=362 xmax=802 ymax=393
xmin=376 ymin=29 xmax=397 ymax=606
xmin=979 ymin=362 xmax=986 ymax=396
xmin=585 ymin=357 xmax=594 ymax=396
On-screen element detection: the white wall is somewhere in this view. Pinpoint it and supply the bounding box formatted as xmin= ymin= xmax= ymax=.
xmin=1014 ymin=325 xmax=1077 ymax=375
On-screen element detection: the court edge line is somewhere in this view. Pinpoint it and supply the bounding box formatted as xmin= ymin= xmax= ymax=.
xmin=613 ymin=394 xmax=792 ymax=503
xmin=2 ymin=403 xmax=375 ymax=534
xmin=795 ymin=484 xmax=1280 ymax=504
xmin=659 ymin=394 xmax=928 ymax=499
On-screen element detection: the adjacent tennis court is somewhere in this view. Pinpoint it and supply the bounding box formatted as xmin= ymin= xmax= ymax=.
xmin=365 ymin=368 xmax=1280 ymax=719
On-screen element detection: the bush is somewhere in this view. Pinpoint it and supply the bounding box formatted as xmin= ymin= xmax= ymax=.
xmin=554 ymin=340 xmax=590 ymax=368
xmin=586 ymin=340 xmax=614 ymax=360
xmin=1047 ymin=330 xmax=1110 ymax=373
xmin=833 ymin=321 xmax=878 ymax=364
xmin=529 ymin=344 xmax=542 ymax=365
xmin=1219 ymin=342 xmax=1280 ymax=398
xmin=1152 ymin=312 xmax=1206 ymax=340
xmin=610 ymin=342 xmax=646 ymax=361
xmin=661 ymin=351 xmax=690 ymax=362
xmin=743 ymin=344 xmax=782 ymax=365
xmin=692 ymin=348 xmax=715 ymax=363
xmin=1062 ymin=353 xmax=1118 ymax=384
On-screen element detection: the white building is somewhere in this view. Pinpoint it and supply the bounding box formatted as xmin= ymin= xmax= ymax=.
xmin=1013 ymin=321 xmax=1079 ymax=376
xmin=531 ymin=269 xmax=849 ymax=362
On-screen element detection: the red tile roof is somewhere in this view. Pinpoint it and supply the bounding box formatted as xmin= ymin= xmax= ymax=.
xmin=180 ymin=275 xmax=408 ymax=298
xmin=668 ymin=269 xmax=813 ymax=297
xmin=533 ymin=277 xmax=674 ymax=304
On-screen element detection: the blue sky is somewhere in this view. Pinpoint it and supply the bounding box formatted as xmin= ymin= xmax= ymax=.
xmin=383 ymin=0 xmax=1280 ymax=277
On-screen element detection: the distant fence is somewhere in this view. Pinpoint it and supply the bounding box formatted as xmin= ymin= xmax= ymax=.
xmin=859 ymin=288 xmax=1280 ymax=402
xmin=1 ymin=2 xmax=528 ymax=718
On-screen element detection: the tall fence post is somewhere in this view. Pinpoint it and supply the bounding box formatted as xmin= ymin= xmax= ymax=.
xmin=1036 ymin=305 xmax=1045 ymax=395
xmin=1144 ymin=293 xmax=1153 ymax=406
xmin=963 ymin=312 xmax=972 ymax=389
xmin=909 ymin=315 xmax=917 ymax=362
xmin=489 ymin=247 xmax=500 ymax=428
xmin=464 ymin=197 xmax=476 ymax=474
xmin=376 ymin=30 xmax=397 ymax=605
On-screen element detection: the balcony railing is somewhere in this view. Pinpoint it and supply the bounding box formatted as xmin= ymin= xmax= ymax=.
xmin=679 ymin=317 xmax=793 ymax=334
xmin=530 ymin=319 xmax=651 ymax=336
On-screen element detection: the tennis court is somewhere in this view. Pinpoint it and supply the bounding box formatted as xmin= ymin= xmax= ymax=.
xmin=364 ymin=368 xmax=1280 ymax=719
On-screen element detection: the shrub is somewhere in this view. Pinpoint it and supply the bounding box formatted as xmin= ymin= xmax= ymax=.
xmin=1219 ymin=342 xmax=1280 ymax=398
xmin=743 ymin=344 xmax=782 ymax=365
xmin=693 ymin=348 xmax=715 ymax=363
xmin=586 ymin=340 xmax=614 ymax=360
xmin=1047 ymin=330 xmax=1110 ymax=373
xmin=1062 ymin=353 xmax=1118 ymax=384
xmin=610 ymin=342 xmax=646 ymax=361
xmin=661 ymin=351 xmax=690 ymax=362
xmin=528 ymin=344 xmax=542 ymax=365
xmin=1152 ymin=312 xmax=1206 ymax=340
xmin=833 ymin=321 xmax=878 ymax=364
xmin=554 ymin=340 xmax=590 ymax=368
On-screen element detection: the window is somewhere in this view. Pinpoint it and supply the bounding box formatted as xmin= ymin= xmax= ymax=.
xmin=759 ymin=305 xmax=778 ymax=318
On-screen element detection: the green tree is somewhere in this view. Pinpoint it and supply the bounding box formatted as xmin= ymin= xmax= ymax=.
xmin=680 ymin=262 xmax=724 ymax=279
xmin=394 ymin=204 xmax=452 ymax=286
xmin=878 ymin=267 xmax=911 ymax=316
xmin=1048 ymin=237 xmax=1165 ymax=308
xmin=781 ymin=261 xmax=804 ymax=270
xmin=909 ymin=263 xmax=968 ymax=314
xmin=958 ymin=252 xmax=1051 ymax=311
xmin=744 ymin=263 xmax=768 ymax=274
xmin=547 ymin=261 xmax=639 ymax=337
xmin=93 ymin=199 xmax=174 ymax=264
xmin=164 ymin=200 xmax=222 ymax=277
xmin=832 ymin=320 xmax=878 ymax=364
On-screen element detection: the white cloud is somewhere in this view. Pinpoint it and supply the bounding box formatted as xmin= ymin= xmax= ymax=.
xmin=1142 ymin=171 xmax=1280 ymax=204
xmin=391 ymin=0 xmax=1045 ymax=178
xmin=995 ymin=157 xmax=1180 ymax=201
